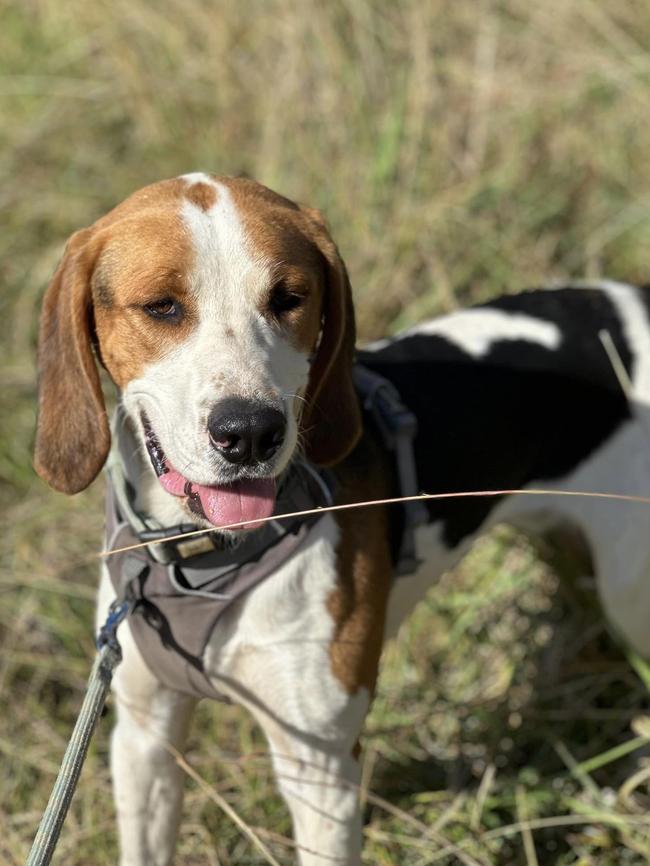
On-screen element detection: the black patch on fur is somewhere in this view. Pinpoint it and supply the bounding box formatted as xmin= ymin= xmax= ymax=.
xmin=357 ymin=286 xmax=636 ymax=549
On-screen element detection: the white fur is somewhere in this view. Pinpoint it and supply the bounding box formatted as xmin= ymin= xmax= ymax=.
xmin=367 ymin=307 xmax=562 ymax=357
xmin=203 ymin=515 xmax=367 ymax=866
xmin=98 ymin=572 xmax=196 ymax=866
xmin=597 ymin=280 xmax=650 ymax=395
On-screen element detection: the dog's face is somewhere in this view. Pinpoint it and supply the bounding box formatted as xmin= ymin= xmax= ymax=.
xmin=34 ymin=174 xmax=361 ymax=529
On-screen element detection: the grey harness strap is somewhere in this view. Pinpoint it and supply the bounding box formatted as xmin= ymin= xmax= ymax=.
xmin=105 ymin=463 xmax=332 ymax=700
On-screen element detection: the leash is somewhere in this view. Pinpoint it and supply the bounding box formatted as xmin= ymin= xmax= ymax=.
xmin=25 ymin=599 xmax=129 ymax=866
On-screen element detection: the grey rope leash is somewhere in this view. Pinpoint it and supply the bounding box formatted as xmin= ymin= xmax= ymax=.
xmin=25 ymin=599 xmax=129 ymax=866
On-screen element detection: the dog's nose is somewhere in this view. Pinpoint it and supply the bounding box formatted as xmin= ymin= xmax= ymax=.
xmin=208 ymin=399 xmax=286 ymax=465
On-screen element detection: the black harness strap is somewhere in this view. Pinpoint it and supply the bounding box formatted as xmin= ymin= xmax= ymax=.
xmin=353 ymin=365 xmax=428 ymax=574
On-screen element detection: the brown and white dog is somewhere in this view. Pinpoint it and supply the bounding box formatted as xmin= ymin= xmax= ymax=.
xmin=35 ymin=173 xmax=650 ymax=865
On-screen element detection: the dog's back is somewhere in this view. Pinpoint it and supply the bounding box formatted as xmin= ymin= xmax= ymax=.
xmin=366 ymin=282 xmax=650 ymax=654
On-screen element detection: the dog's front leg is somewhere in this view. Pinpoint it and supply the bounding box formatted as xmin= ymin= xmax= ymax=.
xmin=214 ymin=664 xmax=368 ymax=866
xmin=111 ymin=678 xmax=195 ymax=866
xmin=99 ymin=573 xmax=196 ymax=866
xmin=264 ymin=712 xmax=365 ymax=866
xmin=207 ymin=512 xmax=391 ymax=865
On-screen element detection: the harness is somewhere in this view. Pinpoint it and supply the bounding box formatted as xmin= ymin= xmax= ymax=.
xmin=353 ymin=365 xmax=429 ymax=574
xmin=104 ymin=366 xmax=426 ymax=700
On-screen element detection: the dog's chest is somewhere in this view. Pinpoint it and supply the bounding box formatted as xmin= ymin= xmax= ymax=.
xmin=202 ymin=515 xmax=367 ymax=722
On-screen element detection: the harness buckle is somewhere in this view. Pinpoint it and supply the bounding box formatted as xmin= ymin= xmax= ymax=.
xmin=139 ymin=524 xmax=219 ymax=563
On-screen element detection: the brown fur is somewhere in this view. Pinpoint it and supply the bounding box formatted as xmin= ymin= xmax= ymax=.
xmin=301 ymin=244 xmax=362 ymax=467
xmin=35 ymin=228 xmax=111 ymax=494
xmin=184 ymin=181 xmax=218 ymax=212
xmin=91 ymin=215 xmax=196 ymax=386
xmin=327 ymin=433 xmax=393 ymax=694
xmin=35 ymin=180 xmax=196 ymax=492
xmin=222 ymin=177 xmax=324 ymax=353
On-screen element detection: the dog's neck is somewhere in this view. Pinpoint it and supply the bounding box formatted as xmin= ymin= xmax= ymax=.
xmin=114 ymin=410 xmax=192 ymax=529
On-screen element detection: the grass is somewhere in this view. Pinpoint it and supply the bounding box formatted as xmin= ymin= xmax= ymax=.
xmin=3 ymin=0 xmax=650 ymax=862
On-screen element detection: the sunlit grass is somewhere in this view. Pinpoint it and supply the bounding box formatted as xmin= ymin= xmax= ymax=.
xmin=3 ymin=0 xmax=650 ymax=862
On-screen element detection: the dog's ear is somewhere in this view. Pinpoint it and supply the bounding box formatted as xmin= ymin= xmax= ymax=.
xmin=34 ymin=227 xmax=110 ymax=494
xmin=301 ymin=208 xmax=362 ymax=466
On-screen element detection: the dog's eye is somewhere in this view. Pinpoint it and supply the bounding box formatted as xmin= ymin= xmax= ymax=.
xmin=144 ymin=299 xmax=178 ymax=319
xmin=268 ymin=282 xmax=305 ymax=319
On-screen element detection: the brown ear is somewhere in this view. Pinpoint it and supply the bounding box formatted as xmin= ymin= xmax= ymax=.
xmin=34 ymin=228 xmax=110 ymax=494
xmin=301 ymin=210 xmax=362 ymax=466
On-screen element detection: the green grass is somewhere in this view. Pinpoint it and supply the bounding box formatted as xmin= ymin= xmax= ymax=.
xmin=4 ymin=0 xmax=650 ymax=862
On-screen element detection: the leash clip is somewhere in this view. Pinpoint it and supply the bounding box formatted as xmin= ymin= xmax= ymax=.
xmin=96 ymin=598 xmax=131 ymax=657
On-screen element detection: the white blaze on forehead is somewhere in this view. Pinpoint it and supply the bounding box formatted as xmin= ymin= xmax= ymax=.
xmin=180 ymin=174 xmax=270 ymax=312
xmin=368 ymin=307 xmax=562 ymax=358
xmin=177 ymin=175 xmax=307 ymax=393
xmin=180 ymin=171 xmax=216 ymax=185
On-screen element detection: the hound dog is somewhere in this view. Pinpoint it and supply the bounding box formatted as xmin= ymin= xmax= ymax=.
xmin=34 ymin=173 xmax=650 ymax=866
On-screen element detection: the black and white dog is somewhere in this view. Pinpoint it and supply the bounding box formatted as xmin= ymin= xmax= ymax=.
xmin=364 ymin=280 xmax=650 ymax=645
xmin=33 ymin=175 xmax=650 ymax=865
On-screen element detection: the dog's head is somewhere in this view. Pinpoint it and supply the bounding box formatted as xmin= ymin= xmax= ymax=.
xmin=34 ymin=174 xmax=361 ymax=529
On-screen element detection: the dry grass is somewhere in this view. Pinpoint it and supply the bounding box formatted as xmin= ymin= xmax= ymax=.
xmin=4 ymin=0 xmax=650 ymax=862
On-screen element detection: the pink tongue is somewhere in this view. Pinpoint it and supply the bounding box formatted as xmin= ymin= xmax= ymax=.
xmin=159 ymin=469 xmax=276 ymax=530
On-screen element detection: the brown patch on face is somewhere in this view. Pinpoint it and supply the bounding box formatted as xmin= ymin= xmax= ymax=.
xmin=185 ymin=181 xmax=218 ymax=212
xmin=263 ymin=266 xmax=323 ymax=356
xmin=93 ymin=175 xmax=321 ymax=388
xmin=327 ymin=432 xmax=393 ymax=695
xmin=91 ymin=213 xmax=197 ymax=386
xmin=77 ymin=177 xmax=208 ymax=386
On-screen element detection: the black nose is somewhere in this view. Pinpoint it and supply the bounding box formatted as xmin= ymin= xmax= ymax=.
xmin=208 ymin=399 xmax=286 ymax=465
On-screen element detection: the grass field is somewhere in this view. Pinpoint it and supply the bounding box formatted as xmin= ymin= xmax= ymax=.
xmin=4 ymin=0 xmax=650 ymax=863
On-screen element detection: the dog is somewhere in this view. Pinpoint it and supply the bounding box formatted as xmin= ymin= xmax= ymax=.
xmin=34 ymin=173 xmax=650 ymax=865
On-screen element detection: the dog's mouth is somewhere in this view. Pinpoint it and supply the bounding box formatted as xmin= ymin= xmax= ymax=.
xmin=141 ymin=414 xmax=276 ymax=531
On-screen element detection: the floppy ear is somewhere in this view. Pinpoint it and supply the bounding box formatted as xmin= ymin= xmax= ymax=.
xmin=34 ymin=228 xmax=110 ymax=494
xmin=301 ymin=210 xmax=362 ymax=466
